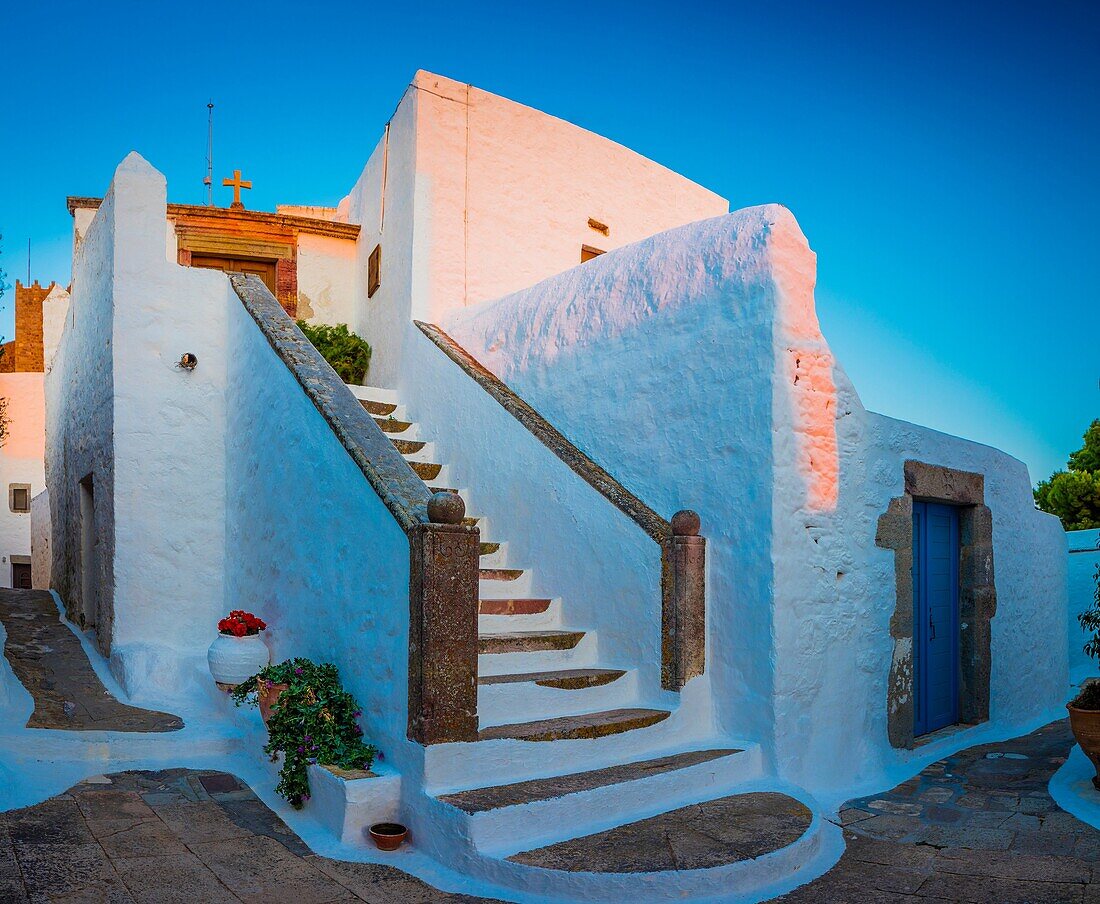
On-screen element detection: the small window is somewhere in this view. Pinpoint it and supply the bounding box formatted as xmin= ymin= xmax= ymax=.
xmin=9 ymin=484 xmax=30 ymax=514
xmin=368 ymin=244 xmax=382 ymax=298
xmin=581 ymin=245 xmax=605 ymax=263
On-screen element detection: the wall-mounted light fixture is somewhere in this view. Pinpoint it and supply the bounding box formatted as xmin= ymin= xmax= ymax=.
xmin=178 ymin=353 xmax=198 ymax=371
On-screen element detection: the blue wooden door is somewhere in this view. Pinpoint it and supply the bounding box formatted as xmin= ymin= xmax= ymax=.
xmin=913 ymin=502 xmax=960 ymax=736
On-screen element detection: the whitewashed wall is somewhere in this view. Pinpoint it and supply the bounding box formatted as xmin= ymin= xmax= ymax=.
xmin=446 ymin=210 xmax=788 ymax=750
xmin=41 ymin=285 xmax=71 ymax=370
xmin=401 ymin=329 xmax=669 ymax=695
xmin=47 ymin=184 xmax=118 ymax=634
xmin=346 ymin=70 xmax=728 ymax=388
xmin=0 ymin=373 xmax=45 ymax=587
xmin=296 ymin=233 xmax=356 ymax=329
xmin=446 ymin=206 xmax=1068 ymax=795
xmin=223 ymin=296 xmax=420 ymax=780
xmin=49 ymin=154 xmax=232 ymax=692
xmin=30 ymin=489 xmax=50 ymax=589
xmin=1068 ymin=527 xmax=1100 ymax=682
xmin=347 ymin=89 xmax=419 ymax=388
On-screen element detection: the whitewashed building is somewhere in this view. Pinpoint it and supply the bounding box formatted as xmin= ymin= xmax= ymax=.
xmin=38 ymin=71 xmax=1069 ymax=899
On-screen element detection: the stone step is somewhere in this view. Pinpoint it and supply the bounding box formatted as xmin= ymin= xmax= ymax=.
xmin=389 ymin=438 xmax=426 ymax=454
xmin=478 ymin=708 xmax=671 ymax=742
xmin=478 ymin=631 xmax=584 ymax=654
xmin=480 ymin=568 xmax=524 ymax=582
xmin=478 ymin=668 xmax=625 ymax=689
xmin=439 ymin=748 xmax=738 ymax=813
xmin=479 ymin=542 xmax=501 ymax=557
xmin=429 ymin=486 xmax=460 ymax=495
xmin=508 ymin=789 xmax=811 ymax=872
xmin=358 ymin=398 xmax=396 ymax=417
xmin=478 ymin=598 xmax=551 ymax=616
xmin=409 ymin=461 xmax=443 ymax=480
xmin=373 ymin=416 xmax=412 ymax=434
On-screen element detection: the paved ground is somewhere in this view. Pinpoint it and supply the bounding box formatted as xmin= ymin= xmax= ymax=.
xmin=772 ymin=720 xmax=1100 ymax=903
xmin=0 ymin=768 xmax=501 ymax=903
xmin=510 ymin=791 xmax=812 ymax=872
xmin=0 ymin=589 xmax=182 ymax=731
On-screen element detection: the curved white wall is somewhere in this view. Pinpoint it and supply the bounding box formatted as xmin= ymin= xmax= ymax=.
xmin=444 ymin=205 xmax=1068 ymax=793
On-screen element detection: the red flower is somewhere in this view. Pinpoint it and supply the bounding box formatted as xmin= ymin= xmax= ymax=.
xmin=218 ymin=610 xmax=267 ymax=636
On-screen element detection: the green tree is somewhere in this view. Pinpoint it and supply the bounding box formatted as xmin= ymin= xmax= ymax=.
xmin=1035 ymin=419 xmax=1100 ymax=530
xmin=295 ymin=320 xmax=372 ymax=385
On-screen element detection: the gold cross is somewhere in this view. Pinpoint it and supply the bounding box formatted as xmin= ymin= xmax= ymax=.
xmin=222 ymin=169 xmax=252 ymax=208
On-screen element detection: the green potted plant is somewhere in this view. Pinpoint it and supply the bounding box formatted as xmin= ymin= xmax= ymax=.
xmin=1069 ymin=563 xmax=1100 ymax=790
xmin=232 ymin=659 xmax=377 ymax=808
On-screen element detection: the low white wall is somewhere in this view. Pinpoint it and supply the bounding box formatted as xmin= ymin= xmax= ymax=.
xmin=1068 ymin=528 xmax=1100 ymax=682
xmin=0 ymin=373 xmax=45 ymax=587
xmin=224 ymin=296 xmax=421 ymax=783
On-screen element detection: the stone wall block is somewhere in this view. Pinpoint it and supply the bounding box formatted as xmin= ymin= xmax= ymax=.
xmin=662 ymin=528 xmax=706 ymax=691
xmin=407 ymin=521 xmax=480 ymax=744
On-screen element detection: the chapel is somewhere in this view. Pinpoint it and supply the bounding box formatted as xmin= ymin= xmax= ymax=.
xmin=11 ymin=69 xmax=1069 ymax=900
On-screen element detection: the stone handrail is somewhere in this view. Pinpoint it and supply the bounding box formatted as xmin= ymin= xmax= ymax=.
xmin=415 ymin=320 xmax=706 ymax=691
xmin=231 ymin=276 xmax=479 ymax=744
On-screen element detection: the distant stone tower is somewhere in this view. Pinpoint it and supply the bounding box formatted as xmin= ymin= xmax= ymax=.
xmin=0 ymin=280 xmax=52 ymax=373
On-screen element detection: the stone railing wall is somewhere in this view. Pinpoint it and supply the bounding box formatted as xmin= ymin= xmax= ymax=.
xmin=231 ymin=275 xmax=479 ymax=744
xmin=415 ymin=320 xmax=706 ymax=691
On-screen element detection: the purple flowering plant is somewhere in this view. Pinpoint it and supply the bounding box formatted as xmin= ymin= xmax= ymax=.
xmin=231 ymin=658 xmax=376 ymax=808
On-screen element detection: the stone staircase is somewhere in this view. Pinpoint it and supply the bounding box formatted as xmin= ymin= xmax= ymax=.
xmin=352 ymin=384 xmax=672 ymax=742
xmin=342 ymin=384 xmax=832 ymax=900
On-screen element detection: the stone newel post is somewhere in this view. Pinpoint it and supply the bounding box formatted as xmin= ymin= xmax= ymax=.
xmin=407 ymin=492 xmax=480 ymax=745
xmin=662 ymin=510 xmax=707 ymax=691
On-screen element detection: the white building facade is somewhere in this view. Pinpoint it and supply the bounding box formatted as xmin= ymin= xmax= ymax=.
xmin=38 ymin=71 xmax=1071 ymax=900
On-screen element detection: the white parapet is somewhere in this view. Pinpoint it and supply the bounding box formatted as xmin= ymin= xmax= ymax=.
xmin=305 ymin=760 xmax=402 ymax=845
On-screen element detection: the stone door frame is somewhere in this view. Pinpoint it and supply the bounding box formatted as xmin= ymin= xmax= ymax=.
xmin=876 ymin=461 xmax=996 ymax=749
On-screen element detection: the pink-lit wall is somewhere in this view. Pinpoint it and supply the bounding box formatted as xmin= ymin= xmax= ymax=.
xmin=348 ymin=71 xmax=729 ymax=385
xmin=0 ymin=373 xmax=45 ymax=585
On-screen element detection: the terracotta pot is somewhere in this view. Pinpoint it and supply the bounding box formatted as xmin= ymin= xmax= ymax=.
xmin=207 ymin=633 xmax=270 ymax=689
xmin=258 ymin=682 xmax=290 ymax=723
xmin=368 ymin=822 xmax=408 ymax=851
xmin=1067 ymin=704 xmax=1100 ymax=791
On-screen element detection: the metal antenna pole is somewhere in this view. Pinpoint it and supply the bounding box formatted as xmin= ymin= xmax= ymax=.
xmin=204 ymin=102 xmax=215 ymax=206
xmin=27 ymin=238 xmax=30 ymax=284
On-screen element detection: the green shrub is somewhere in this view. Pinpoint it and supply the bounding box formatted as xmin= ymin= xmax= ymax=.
xmin=232 ymin=659 xmax=377 ymax=808
xmin=1035 ymin=420 xmax=1100 ymax=530
xmin=296 ymin=321 xmax=373 ymax=385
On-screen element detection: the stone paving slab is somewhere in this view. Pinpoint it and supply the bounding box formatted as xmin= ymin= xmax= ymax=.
xmin=771 ymin=720 xmax=1100 ymax=902
xmin=509 ymin=791 xmax=812 ymax=872
xmin=0 ymin=769 xmax=502 ymax=902
xmin=0 ymin=589 xmax=183 ymax=731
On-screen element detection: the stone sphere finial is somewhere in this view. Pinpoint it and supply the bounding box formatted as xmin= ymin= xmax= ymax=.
xmin=427 ymin=491 xmax=465 ymax=525
xmin=671 ymin=509 xmax=701 ymax=537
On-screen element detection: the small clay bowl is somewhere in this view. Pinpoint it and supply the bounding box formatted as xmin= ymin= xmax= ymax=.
xmin=369 ymin=822 xmax=408 ymax=851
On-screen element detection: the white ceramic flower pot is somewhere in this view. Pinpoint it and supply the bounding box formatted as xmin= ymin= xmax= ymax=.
xmin=207 ymin=633 xmax=270 ymax=688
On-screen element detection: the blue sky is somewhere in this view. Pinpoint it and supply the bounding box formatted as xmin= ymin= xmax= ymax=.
xmin=2 ymin=0 xmax=1096 ymax=483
